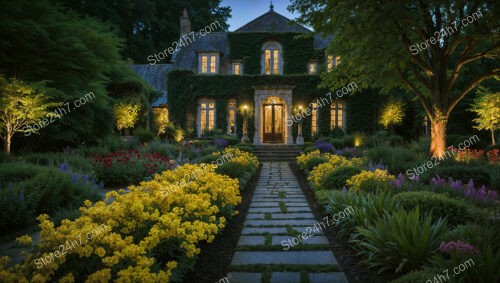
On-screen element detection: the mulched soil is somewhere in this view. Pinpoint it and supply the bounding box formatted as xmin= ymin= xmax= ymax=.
xmin=183 ymin=165 xmax=262 ymax=283
xmin=289 ymin=162 xmax=397 ymax=283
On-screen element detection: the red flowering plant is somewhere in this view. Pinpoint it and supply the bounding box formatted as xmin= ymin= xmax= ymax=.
xmin=454 ymin=148 xmax=484 ymax=163
xmin=91 ymin=149 xmax=174 ymax=187
xmin=485 ymin=149 xmax=499 ymax=164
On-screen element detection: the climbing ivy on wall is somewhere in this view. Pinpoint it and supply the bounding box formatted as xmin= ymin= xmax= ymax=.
xmin=228 ymin=33 xmax=320 ymax=75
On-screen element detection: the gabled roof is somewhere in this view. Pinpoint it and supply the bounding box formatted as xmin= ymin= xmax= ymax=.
xmin=172 ymin=33 xmax=229 ymax=70
xmin=234 ymin=7 xmax=311 ymax=33
xmin=129 ymin=64 xmax=172 ymax=106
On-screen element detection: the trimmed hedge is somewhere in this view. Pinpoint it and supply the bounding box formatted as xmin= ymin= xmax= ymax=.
xmin=428 ymin=165 xmax=491 ymax=186
xmin=394 ymin=191 xmax=470 ymax=226
xmin=305 ymin=156 xmax=328 ymax=171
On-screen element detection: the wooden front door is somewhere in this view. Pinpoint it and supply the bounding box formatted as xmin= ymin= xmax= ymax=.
xmin=263 ymin=104 xmax=284 ymax=143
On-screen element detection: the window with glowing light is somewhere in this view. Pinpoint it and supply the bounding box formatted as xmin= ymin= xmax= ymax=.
xmin=330 ymin=102 xmax=344 ymax=129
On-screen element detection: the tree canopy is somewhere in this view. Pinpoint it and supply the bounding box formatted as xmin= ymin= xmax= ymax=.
xmin=289 ymin=0 xmax=499 ymax=156
xmin=63 ymin=0 xmax=231 ymax=63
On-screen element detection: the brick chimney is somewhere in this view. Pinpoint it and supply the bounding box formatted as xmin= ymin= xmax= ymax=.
xmin=180 ymin=8 xmax=191 ymax=38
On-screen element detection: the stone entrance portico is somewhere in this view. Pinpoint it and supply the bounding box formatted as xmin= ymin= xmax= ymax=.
xmin=253 ymin=85 xmax=294 ymax=145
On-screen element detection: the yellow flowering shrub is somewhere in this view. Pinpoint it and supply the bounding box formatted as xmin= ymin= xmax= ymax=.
xmin=0 ymin=163 xmax=241 ymax=283
xmin=308 ymin=155 xmax=366 ymax=189
xmin=346 ymin=169 xmax=395 ymax=193
xmin=296 ymin=150 xmax=321 ymax=169
xmin=212 ymin=147 xmax=259 ymax=170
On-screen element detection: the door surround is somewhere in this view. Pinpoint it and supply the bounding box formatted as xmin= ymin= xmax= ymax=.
xmin=253 ymin=85 xmax=294 ymax=145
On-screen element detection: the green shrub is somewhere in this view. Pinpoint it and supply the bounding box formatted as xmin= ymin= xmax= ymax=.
xmin=341 ymin=135 xmax=354 ymax=147
xmin=215 ymin=161 xmax=252 ymax=189
xmin=323 ymin=166 xmax=362 ymax=190
xmin=326 ymin=191 xmax=398 ymax=238
xmin=428 ymin=165 xmax=491 ymax=186
xmin=330 ymin=138 xmax=344 ymax=148
xmin=302 ymin=142 xmax=313 ymax=149
xmin=389 ymin=268 xmax=442 ymax=283
xmin=388 ymin=135 xmax=404 ymax=145
xmin=0 ymin=164 xmax=101 ymax=232
xmin=233 ymin=144 xmax=254 ymax=153
xmin=133 ymin=127 xmax=156 ymax=143
xmin=199 ymin=154 xmax=220 ymax=164
xmin=367 ymin=145 xmax=418 ymax=173
xmin=304 ymin=145 xmax=318 ymax=154
xmin=140 ymin=142 xmax=180 ymax=157
xmin=442 ymin=223 xmax=499 ymax=251
xmin=394 ymin=191 xmax=469 ymax=226
xmin=0 ymin=152 xmax=12 ymax=163
xmin=24 ymin=152 xmax=93 ymax=173
xmin=353 ymin=207 xmax=448 ymax=274
xmin=330 ymin=126 xmax=345 ymax=138
xmin=305 ymin=156 xmax=328 ymax=171
xmin=97 ymin=135 xmax=127 ymax=152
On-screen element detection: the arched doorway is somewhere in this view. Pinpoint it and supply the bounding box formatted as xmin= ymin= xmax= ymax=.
xmin=262 ymin=96 xmax=284 ymax=143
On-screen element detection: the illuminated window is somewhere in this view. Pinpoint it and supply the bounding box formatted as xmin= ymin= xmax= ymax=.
xmin=311 ymin=102 xmax=318 ymax=135
xmin=228 ymin=100 xmax=237 ymax=135
xmin=232 ymin=62 xmax=242 ymax=75
xmin=199 ymin=53 xmax=218 ymax=74
xmin=199 ymin=100 xmax=215 ymax=135
xmin=330 ymin=102 xmax=344 ymax=129
xmin=262 ymin=42 xmax=282 ymax=75
xmin=327 ymin=55 xmax=333 ymax=72
xmin=201 ymin=55 xmax=208 ymax=73
xmin=335 ymin=56 xmax=341 ymax=66
xmin=308 ymin=62 xmax=317 ymax=74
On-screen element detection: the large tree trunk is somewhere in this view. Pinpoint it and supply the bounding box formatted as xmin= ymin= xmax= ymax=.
xmin=4 ymin=135 xmax=11 ymax=154
xmin=430 ymin=119 xmax=447 ymax=157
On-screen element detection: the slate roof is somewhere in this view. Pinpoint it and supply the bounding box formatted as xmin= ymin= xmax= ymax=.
xmin=129 ymin=64 xmax=171 ymax=106
xmin=172 ymin=32 xmax=230 ymax=70
xmin=234 ymin=8 xmax=312 ymax=33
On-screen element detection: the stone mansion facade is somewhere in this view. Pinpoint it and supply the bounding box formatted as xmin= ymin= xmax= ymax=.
xmin=131 ymin=5 xmax=345 ymax=144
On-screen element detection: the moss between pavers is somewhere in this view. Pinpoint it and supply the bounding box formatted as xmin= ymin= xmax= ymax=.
xmin=236 ymin=244 xmax=331 ymax=251
xmin=279 ymin=201 xmax=288 ymax=213
xmin=229 ymin=264 xmax=342 ymax=273
xmin=264 ymin=213 xmax=272 ymax=220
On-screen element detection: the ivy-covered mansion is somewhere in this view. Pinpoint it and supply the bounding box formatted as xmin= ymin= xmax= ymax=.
xmin=132 ymin=5 xmax=366 ymax=144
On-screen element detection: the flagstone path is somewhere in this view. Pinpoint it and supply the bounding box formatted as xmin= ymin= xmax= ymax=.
xmin=227 ymin=162 xmax=348 ymax=283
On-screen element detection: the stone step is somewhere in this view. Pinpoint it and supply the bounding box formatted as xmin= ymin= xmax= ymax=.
xmin=231 ymin=251 xmax=338 ymax=265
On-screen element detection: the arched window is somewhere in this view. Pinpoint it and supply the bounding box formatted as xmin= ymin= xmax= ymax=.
xmin=198 ymin=100 xmax=216 ymax=136
xmin=261 ymin=42 xmax=283 ymax=75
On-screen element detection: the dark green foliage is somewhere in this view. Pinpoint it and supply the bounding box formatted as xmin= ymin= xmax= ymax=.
xmin=428 ymin=165 xmax=491 ymax=187
xmin=305 ymin=156 xmax=328 ymax=171
xmin=323 ymin=166 xmax=362 ymax=190
xmin=24 ymin=152 xmax=93 ymax=173
xmin=389 ymin=268 xmax=442 ymax=283
xmin=330 ymin=126 xmax=345 ymax=138
xmin=0 ymin=162 xmax=101 ymax=231
xmin=304 ymin=146 xmax=318 ymax=153
xmin=302 ymin=142 xmax=313 ymax=149
xmin=394 ymin=191 xmax=469 ymax=226
xmin=367 ymin=145 xmax=419 ymax=173
xmin=228 ymin=33 xmax=315 ymax=74
xmin=134 ymin=127 xmax=156 ymax=143
xmin=65 ymin=0 xmax=230 ymax=64
xmin=215 ymin=161 xmax=253 ymax=189
xmin=233 ymin=144 xmax=254 ymax=153
xmin=353 ymin=208 xmax=448 ymax=274
xmin=199 ymin=154 xmax=220 ymax=164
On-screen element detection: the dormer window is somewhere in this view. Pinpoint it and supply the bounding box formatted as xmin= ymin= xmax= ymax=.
xmin=308 ymin=62 xmax=318 ymax=74
xmin=232 ymin=62 xmax=242 ymax=75
xmin=199 ymin=53 xmax=219 ymax=74
xmin=261 ymin=42 xmax=283 ymax=75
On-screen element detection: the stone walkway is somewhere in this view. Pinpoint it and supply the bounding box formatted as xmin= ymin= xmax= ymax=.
xmin=227 ymin=162 xmax=348 ymax=283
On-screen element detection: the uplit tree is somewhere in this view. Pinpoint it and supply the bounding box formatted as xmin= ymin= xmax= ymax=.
xmin=290 ymin=0 xmax=499 ymax=157
xmin=470 ymin=86 xmax=499 ymax=145
xmin=0 ymin=77 xmax=60 ymax=154
xmin=114 ymin=102 xmax=141 ymax=135
xmin=379 ymin=97 xmax=405 ymax=132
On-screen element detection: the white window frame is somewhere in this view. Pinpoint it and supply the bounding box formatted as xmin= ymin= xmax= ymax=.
xmin=198 ymin=53 xmax=219 ymax=74
xmin=227 ymin=100 xmax=237 ymax=135
xmin=330 ymin=101 xmax=345 ymax=130
xmin=261 ymin=42 xmax=283 ymax=75
xmin=198 ymin=100 xmax=216 ymax=136
xmin=232 ymin=62 xmax=242 ymax=75
xmin=308 ymin=62 xmax=318 ymax=75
